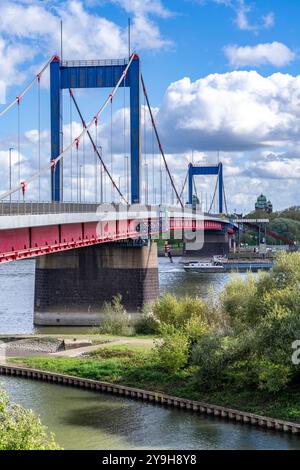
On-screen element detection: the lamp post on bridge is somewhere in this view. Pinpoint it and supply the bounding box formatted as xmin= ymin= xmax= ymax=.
xmin=124 ymin=155 xmax=129 ymax=203
xmin=8 ymin=147 xmax=14 ymax=203
xmin=79 ymin=164 xmax=83 ymax=203
xmin=96 ymin=146 xmax=103 ymax=204
xmin=95 ymin=145 xmax=103 ymax=204
xmin=144 ymin=163 xmax=149 ymax=205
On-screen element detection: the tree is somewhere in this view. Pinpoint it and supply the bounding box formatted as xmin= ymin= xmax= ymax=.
xmin=0 ymin=387 xmax=60 ymax=450
xmin=154 ymin=325 xmax=189 ymax=373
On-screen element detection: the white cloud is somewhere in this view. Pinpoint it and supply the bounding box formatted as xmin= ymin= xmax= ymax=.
xmin=234 ymin=0 xmax=275 ymax=32
xmin=243 ymin=152 xmax=300 ymax=180
xmin=224 ymin=42 xmax=295 ymax=68
xmin=0 ymin=0 xmax=172 ymax=58
xmin=0 ymin=0 xmax=172 ymax=102
xmin=156 ymin=71 xmax=300 ymax=153
xmin=110 ymin=0 xmax=172 ymax=18
xmin=262 ymin=12 xmax=275 ymax=29
xmin=197 ymin=0 xmax=275 ymax=33
xmin=0 ymin=35 xmax=37 ymax=102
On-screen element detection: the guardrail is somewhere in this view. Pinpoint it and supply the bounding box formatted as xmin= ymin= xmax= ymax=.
xmin=61 ymin=59 xmax=129 ymax=67
xmin=0 ymin=202 xmax=111 ymax=216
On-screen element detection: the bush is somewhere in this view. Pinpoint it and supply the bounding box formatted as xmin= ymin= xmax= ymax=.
xmin=0 ymin=387 xmax=60 ymax=450
xmin=154 ymin=325 xmax=189 ymax=373
xmin=152 ymin=294 xmax=212 ymax=330
xmin=134 ymin=310 xmax=160 ymax=335
xmin=219 ymin=274 xmax=260 ymax=332
xmin=256 ymin=358 xmax=292 ymax=393
xmin=184 ymin=315 xmax=209 ymax=345
xmin=152 ymin=294 xmax=182 ymax=327
xmin=95 ymin=295 xmax=132 ymax=336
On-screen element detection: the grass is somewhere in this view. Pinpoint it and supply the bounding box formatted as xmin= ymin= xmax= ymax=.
xmin=11 ymin=343 xmax=300 ymax=423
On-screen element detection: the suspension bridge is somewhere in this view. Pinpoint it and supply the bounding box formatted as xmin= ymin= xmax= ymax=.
xmin=0 ymin=53 xmax=237 ymax=325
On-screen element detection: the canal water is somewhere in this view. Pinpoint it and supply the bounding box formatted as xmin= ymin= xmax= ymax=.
xmin=0 ymin=257 xmax=250 ymax=334
xmin=2 ymin=375 xmax=300 ymax=450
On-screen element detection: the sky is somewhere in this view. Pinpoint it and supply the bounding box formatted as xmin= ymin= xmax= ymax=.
xmin=0 ymin=0 xmax=300 ymax=213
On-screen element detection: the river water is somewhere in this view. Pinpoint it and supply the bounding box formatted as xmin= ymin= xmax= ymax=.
xmin=0 ymin=257 xmax=248 ymax=334
xmin=1 ymin=257 xmax=300 ymax=450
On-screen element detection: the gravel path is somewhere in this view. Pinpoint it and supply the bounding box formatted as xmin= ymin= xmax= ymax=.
xmin=0 ymin=336 xmax=154 ymax=358
xmin=51 ymin=337 xmax=154 ymax=357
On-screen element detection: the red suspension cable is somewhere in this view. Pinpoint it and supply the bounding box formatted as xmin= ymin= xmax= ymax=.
xmin=141 ymin=75 xmax=183 ymax=208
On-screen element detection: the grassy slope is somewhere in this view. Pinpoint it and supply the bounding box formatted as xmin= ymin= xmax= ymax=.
xmin=11 ymin=344 xmax=300 ymax=423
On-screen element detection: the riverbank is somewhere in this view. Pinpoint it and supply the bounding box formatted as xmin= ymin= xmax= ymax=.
xmin=1 ymin=360 xmax=300 ymax=436
xmin=9 ymin=342 xmax=300 ymax=424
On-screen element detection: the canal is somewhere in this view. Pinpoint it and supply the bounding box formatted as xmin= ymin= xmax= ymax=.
xmin=2 ymin=375 xmax=300 ymax=450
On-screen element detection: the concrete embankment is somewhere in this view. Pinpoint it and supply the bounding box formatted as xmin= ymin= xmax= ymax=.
xmin=0 ymin=337 xmax=92 ymax=357
xmin=1 ymin=363 xmax=299 ymax=436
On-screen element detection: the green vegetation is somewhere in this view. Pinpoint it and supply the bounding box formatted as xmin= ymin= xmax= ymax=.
xmin=244 ymin=206 xmax=300 ymax=244
xmin=92 ymin=295 xmax=133 ymax=336
xmin=0 ymin=387 xmax=60 ymax=450
xmin=12 ymin=252 xmax=300 ymax=422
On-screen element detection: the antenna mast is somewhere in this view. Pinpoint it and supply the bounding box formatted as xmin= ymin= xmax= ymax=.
xmin=128 ymin=18 xmax=131 ymax=60
xmin=60 ymin=20 xmax=63 ymax=61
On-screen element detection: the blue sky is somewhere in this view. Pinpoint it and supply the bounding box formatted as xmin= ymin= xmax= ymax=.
xmin=0 ymin=0 xmax=300 ymax=212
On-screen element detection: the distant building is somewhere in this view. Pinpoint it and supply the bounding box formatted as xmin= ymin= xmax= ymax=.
xmin=255 ymin=194 xmax=273 ymax=213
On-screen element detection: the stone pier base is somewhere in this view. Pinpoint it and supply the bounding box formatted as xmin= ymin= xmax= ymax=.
xmin=185 ymin=232 xmax=231 ymax=257
xmin=34 ymin=242 xmax=159 ymax=325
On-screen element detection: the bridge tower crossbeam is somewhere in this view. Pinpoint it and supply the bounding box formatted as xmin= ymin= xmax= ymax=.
xmin=188 ymin=162 xmax=223 ymax=214
xmin=50 ymin=55 xmax=141 ymax=203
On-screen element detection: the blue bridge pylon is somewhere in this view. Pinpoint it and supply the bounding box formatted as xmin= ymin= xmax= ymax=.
xmin=188 ymin=162 xmax=223 ymax=213
xmin=50 ymin=55 xmax=141 ymax=203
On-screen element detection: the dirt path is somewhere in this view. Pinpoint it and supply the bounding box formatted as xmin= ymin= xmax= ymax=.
xmin=0 ymin=335 xmax=155 ymax=358
xmin=51 ymin=337 xmax=155 ymax=357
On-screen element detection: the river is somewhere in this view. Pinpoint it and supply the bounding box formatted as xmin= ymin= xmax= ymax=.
xmin=2 ymin=257 xmax=299 ymax=450
xmin=0 ymin=257 xmax=249 ymax=334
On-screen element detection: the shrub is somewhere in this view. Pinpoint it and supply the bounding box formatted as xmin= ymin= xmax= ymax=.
xmin=184 ymin=315 xmax=209 ymax=345
xmin=191 ymin=334 xmax=235 ymax=388
xmin=256 ymin=358 xmax=292 ymax=393
xmin=0 ymin=387 xmax=60 ymax=450
xmin=154 ymin=324 xmax=189 ymax=373
xmin=95 ymin=295 xmax=132 ymax=336
xmin=219 ymin=274 xmax=260 ymax=332
xmin=152 ymin=294 xmax=182 ymax=327
xmin=152 ymin=294 xmax=213 ymax=330
xmin=134 ymin=310 xmax=160 ymax=335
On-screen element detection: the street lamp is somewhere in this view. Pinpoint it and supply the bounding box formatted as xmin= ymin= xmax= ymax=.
xmin=97 ymin=146 xmax=103 ymax=204
xmin=9 ymin=147 xmax=14 ymax=203
xmin=144 ymin=163 xmax=149 ymax=205
xmin=124 ymin=155 xmax=129 ymax=202
xmin=79 ymin=164 xmax=83 ymax=203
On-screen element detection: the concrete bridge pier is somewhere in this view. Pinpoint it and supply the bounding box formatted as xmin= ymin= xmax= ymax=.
xmin=34 ymin=241 xmax=159 ymax=326
xmin=185 ymin=231 xmax=233 ymax=256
